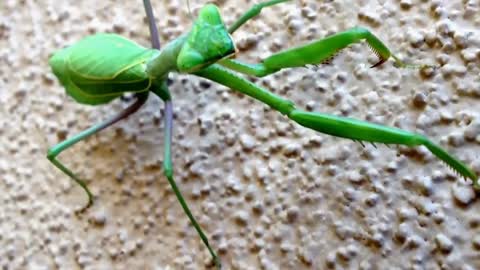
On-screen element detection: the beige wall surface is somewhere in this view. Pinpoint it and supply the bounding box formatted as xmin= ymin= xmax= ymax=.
xmin=1 ymin=0 xmax=480 ymax=269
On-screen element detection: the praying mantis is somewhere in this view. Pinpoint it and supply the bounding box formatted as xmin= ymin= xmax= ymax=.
xmin=47 ymin=0 xmax=478 ymax=268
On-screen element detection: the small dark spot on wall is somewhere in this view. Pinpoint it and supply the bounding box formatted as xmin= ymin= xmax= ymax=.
xmin=0 ymin=22 xmax=10 ymax=40
xmin=199 ymin=80 xmax=211 ymax=89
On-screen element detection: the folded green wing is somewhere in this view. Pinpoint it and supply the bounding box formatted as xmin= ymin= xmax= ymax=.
xmin=49 ymin=33 xmax=158 ymax=105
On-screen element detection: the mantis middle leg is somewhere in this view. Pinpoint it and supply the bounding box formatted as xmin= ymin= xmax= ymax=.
xmin=144 ymin=0 xmax=220 ymax=267
xmin=151 ymin=84 xmax=221 ymax=269
xmin=196 ymin=64 xmax=478 ymax=187
xmin=47 ymin=92 xmax=149 ymax=212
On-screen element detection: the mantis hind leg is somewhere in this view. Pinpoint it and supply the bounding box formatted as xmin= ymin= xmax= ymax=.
xmin=196 ymin=65 xmax=478 ymax=188
xmin=47 ymin=92 xmax=149 ymax=213
xmin=220 ymin=27 xmax=427 ymax=77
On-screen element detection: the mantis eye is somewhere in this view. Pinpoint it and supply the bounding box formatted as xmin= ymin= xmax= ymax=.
xmin=177 ymin=4 xmax=236 ymax=73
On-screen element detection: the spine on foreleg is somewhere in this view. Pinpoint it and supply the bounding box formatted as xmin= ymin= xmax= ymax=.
xmin=288 ymin=109 xmax=478 ymax=186
xmin=421 ymin=139 xmax=478 ymax=186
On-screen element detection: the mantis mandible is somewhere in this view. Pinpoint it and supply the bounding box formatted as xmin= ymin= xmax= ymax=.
xmin=47 ymin=0 xmax=478 ymax=268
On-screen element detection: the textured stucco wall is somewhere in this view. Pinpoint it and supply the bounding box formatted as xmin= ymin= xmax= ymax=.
xmin=1 ymin=0 xmax=480 ymax=269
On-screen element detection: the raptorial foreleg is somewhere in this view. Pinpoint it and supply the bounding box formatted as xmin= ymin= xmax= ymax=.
xmin=220 ymin=27 xmax=427 ymax=77
xmin=196 ymin=65 xmax=478 ymax=188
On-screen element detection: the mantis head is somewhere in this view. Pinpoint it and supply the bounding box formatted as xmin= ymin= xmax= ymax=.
xmin=177 ymin=4 xmax=236 ymax=73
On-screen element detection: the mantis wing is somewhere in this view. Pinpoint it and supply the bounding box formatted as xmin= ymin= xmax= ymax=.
xmin=49 ymin=33 xmax=158 ymax=105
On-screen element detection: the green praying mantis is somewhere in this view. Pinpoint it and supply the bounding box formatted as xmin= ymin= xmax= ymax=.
xmin=47 ymin=0 xmax=478 ymax=268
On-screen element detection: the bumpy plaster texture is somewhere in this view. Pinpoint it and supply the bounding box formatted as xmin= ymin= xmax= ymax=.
xmin=1 ymin=0 xmax=480 ymax=269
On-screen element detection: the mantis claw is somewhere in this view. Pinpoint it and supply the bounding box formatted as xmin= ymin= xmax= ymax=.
xmin=74 ymin=190 xmax=94 ymax=215
xmin=370 ymin=57 xmax=387 ymax=68
xmin=74 ymin=200 xmax=93 ymax=215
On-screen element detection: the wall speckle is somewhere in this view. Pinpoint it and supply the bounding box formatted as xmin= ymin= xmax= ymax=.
xmin=1 ymin=0 xmax=479 ymax=269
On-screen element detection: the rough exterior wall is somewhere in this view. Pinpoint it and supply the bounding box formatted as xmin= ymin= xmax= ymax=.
xmin=1 ymin=0 xmax=480 ymax=269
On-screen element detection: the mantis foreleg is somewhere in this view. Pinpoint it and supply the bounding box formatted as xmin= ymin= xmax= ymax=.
xmin=228 ymin=0 xmax=290 ymax=34
xmin=220 ymin=27 xmax=423 ymax=77
xmin=47 ymin=92 xmax=149 ymax=212
xmin=196 ymin=65 xmax=478 ymax=187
